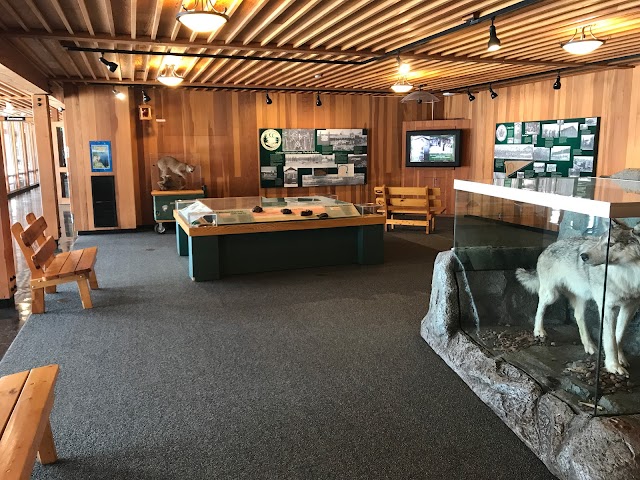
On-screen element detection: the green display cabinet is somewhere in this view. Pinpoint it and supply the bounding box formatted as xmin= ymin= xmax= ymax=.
xmin=151 ymin=188 xmax=205 ymax=233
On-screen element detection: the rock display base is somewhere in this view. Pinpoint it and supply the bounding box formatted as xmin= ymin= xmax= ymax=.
xmin=421 ymin=251 xmax=640 ymax=480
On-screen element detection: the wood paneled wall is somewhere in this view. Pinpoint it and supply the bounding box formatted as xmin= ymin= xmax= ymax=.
xmin=136 ymin=88 xmax=440 ymax=225
xmin=443 ymin=67 xmax=640 ymax=181
xmin=64 ymin=85 xmax=138 ymax=231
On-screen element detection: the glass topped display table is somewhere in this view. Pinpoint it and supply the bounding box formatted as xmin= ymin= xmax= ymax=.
xmin=173 ymin=196 xmax=386 ymax=281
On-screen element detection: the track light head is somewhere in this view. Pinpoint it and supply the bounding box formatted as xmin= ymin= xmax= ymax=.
xmin=489 ymin=84 xmax=498 ymax=99
xmin=316 ymin=93 xmax=322 ymax=107
xmin=553 ymin=73 xmax=561 ymax=90
xmin=265 ymin=92 xmax=273 ymax=105
xmin=467 ymin=89 xmax=476 ymax=102
xmin=112 ymin=88 xmax=126 ymax=100
xmin=487 ymin=17 xmax=501 ymax=52
xmin=99 ymin=53 xmax=119 ymax=72
xmin=142 ymin=90 xmax=151 ymax=103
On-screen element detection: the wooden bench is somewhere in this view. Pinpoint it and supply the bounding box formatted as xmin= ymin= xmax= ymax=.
xmin=374 ymin=185 xmax=445 ymax=234
xmin=11 ymin=213 xmax=99 ymax=314
xmin=0 ymin=364 xmax=59 ymax=479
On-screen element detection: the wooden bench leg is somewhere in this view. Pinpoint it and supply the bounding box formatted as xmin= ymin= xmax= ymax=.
xmin=32 ymin=287 xmax=45 ymax=314
xmin=77 ymin=277 xmax=93 ymax=309
xmin=45 ymin=286 xmax=57 ymax=294
xmin=88 ymin=269 xmax=99 ymax=290
xmin=37 ymin=419 xmax=58 ymax=465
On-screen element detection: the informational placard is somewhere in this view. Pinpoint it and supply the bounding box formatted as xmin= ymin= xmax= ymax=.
xmin=493 ymin=117 xmax=600 ymax=179
xmin=259 ymin=128 xmax=368 ymax=188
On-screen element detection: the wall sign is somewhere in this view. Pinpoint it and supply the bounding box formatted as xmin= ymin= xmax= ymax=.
xmin=259 ymin=128 xmax=368 ymax=188
xmin=90 ymin=140 xmax=113 ymax=172
xmin=493 ymin=117 xmax=600 ymax=179
xmin=4 ymin=116 xmax=25 ymax=121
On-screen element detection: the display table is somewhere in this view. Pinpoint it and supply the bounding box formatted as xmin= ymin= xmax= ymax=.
xmin=174 ymin=196 xmax=386 ymax=281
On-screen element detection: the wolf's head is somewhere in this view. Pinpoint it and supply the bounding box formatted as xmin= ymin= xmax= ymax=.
xmin=185 ymin=165 xmax=195 ymax=173
xmin=580 ymin=222 xmax=640 ymax=266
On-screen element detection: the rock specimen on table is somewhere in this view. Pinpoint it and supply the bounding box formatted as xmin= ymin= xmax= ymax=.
xmin=252 ymin=206 xmax=263 ymax=213
xmin=300 ymin=210 xmax=313 ymax=216
xmin=317 ymin=213 xmax=329 ymax=219
xmin=281 ymin=208 xmax=292 ymax=214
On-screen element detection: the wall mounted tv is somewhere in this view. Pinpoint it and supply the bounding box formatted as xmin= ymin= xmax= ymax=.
xmin=406 ymin=129 xmax=461 ymax=167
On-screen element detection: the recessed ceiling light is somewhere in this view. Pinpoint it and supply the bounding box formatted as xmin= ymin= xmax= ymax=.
xmin=314 ymin=74 xmax=323 ymax=79
xmin=442 ymin=92 xmax=455 ymax=96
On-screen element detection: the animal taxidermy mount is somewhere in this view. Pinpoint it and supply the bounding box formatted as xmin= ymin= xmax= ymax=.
xmin=156 ymin=156 xmax=195 ymax=190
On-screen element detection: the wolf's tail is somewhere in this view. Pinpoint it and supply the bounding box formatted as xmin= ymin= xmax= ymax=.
xmin=515 ymin=268 xmax=539 ymax=294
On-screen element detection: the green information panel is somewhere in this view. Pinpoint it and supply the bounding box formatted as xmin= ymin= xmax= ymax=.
xmin=493 ymin=117 xmax=600 ymax=179
xmin=259 ymin=128 xmax=368 ymax=188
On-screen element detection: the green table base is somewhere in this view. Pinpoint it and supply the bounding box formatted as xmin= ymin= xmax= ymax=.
xmin=177 ymin=224 xmax=383 ymax=281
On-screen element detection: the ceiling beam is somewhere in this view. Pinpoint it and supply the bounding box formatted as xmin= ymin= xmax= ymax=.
xmin=0 ymin=30 xmax=590 ymax=68
xmin=0 ymin=41 xmax=49 ymax=93
xmin=47 ymin=77 xmax=394 ymax=94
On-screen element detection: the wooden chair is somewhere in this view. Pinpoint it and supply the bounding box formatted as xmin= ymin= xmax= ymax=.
xmin=11 ymin=213 xmax=98 ymax=313
xmin=374 ymin=185 xmax=446 ymax=234
xmin=0 ymin=364 xmax=59 ymax=479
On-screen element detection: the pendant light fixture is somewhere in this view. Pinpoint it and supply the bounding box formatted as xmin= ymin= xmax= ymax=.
xmin=397 ymin=56 xmax=410 ymax=76
xmin=561 ymin=25 xmax=605 ymax=55
xmin=489 ymin=84 xmax=498 ymax=99
xmin=391 ymin=77 xmax=413 ymax=93
xmin=553 ymin=73 xmax=561 ymax=90
xmin=157 ymin=64 xmax=184 ymax=87
xmin=315 ymin=93 xmax=322 ymax=107
xmin=176 ymin=0 xmax=229 ymax=33
xmin=487 ymin=17 xmax=501 ymax=52
xmin=265 ymin=91 xmax=273 ymax=105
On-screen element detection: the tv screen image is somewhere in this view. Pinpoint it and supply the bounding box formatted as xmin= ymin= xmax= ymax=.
xmin=406 ymin=130 xmax=461 ymax=167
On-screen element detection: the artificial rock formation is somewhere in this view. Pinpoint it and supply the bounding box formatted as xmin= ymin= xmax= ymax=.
xmin=421 ymin=250 xmax=640 ymax=480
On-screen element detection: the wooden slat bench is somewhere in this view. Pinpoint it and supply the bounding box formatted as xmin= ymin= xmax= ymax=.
xmin=0 ymin=364 xmax=59 ymax=479
xmin=11 ymin=213 xmax=99 ymax=314
xmin=374 ymin=185 xmax=446 ymax=234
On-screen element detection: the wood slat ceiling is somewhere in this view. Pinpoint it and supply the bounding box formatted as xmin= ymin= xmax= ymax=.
xmin=0 ymin=0 xmax=638 ymax=95
xmin=0 ymin=80 xmax=36 ymax=117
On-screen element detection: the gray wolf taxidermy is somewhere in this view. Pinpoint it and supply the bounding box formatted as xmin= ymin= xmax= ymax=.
xmin=516 ymin=222 xmax=640 ymax=376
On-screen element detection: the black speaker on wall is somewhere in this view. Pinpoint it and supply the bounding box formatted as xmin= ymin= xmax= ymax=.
xmin=91 ymin=176 xmax=118 ymax=227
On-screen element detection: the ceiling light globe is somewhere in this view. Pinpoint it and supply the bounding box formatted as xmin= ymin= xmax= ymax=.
xmin=562 ymin=39 xmax=603 ymax=55
xmin=398 ymin=62 xmax=411 ymax=75
xmin=158 ymin=76 xmax=184 ymax=87
xmin=176 ymin=11 xmax=228 ymax=33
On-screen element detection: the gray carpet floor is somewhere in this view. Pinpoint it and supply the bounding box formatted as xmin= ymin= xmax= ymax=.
xmin=0 ymin=231 xmax=556 ymax=479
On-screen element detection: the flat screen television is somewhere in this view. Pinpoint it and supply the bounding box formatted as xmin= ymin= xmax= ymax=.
xmin=406 ymin=129 xmax=461 ymax=167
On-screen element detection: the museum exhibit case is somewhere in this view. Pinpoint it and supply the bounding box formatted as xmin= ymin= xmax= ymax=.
xmin=150 ymin=155 xmax=205 ymax=233
xmin=174 ymin=196 xmax=386 ymax=281
xmin=453 ymin=177 xmax=640 ymax=416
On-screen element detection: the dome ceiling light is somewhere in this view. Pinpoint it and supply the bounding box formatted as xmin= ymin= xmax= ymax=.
xmin=391 ymin=76 xmax=413 ymax=93
xmin=561 ymin=25 xmax=605 ymax=55
xmin=157 ymin=64 xmax=184 ymax=86
xmin=176 ymin=0 xmax=229 ymax=33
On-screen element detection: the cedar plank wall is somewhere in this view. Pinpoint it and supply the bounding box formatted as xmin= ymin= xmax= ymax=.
xmin=136 ymin=88 xmax=440 ymax=226
xmin=64 ymin=85 xmax=138 ymax=231
xmin=443 ymin=67 xmax=640 ymax=180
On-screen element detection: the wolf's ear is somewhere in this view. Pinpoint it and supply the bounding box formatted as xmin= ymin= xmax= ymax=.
xmin=633 ymin=222 xmax=640 ymax=237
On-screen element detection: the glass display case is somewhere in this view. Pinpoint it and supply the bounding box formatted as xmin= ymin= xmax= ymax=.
xmin=177 ymin=196 xmax=365 ymax=227
xmin=454 ymin=177 xmax=640 ymax=416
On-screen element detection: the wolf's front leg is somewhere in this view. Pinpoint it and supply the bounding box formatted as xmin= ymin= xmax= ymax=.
xmin=602 ymin=306 xmax=628 ymax=376
xmin=616 ymin=302 xmax=639 ymax=367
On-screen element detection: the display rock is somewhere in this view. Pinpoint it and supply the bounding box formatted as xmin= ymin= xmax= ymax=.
xmin=421 ymin=250 xmax=640 ymax=480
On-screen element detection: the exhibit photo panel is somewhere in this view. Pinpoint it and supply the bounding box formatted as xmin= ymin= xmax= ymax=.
xmin=259 ymin=128 xmax=368 ymax=188
xmin=453 ymin=177 xmax=640 ymax=416
xmin=493 ymin=117 xmax=600 ymax=180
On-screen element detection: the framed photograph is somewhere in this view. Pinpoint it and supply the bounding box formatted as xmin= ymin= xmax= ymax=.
xmin=90 ymin=141 xmax=113 ymax=172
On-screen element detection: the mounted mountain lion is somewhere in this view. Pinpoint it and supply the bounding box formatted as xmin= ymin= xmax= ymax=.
xmin=156 ymin=156 xmax=195 ymax=190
